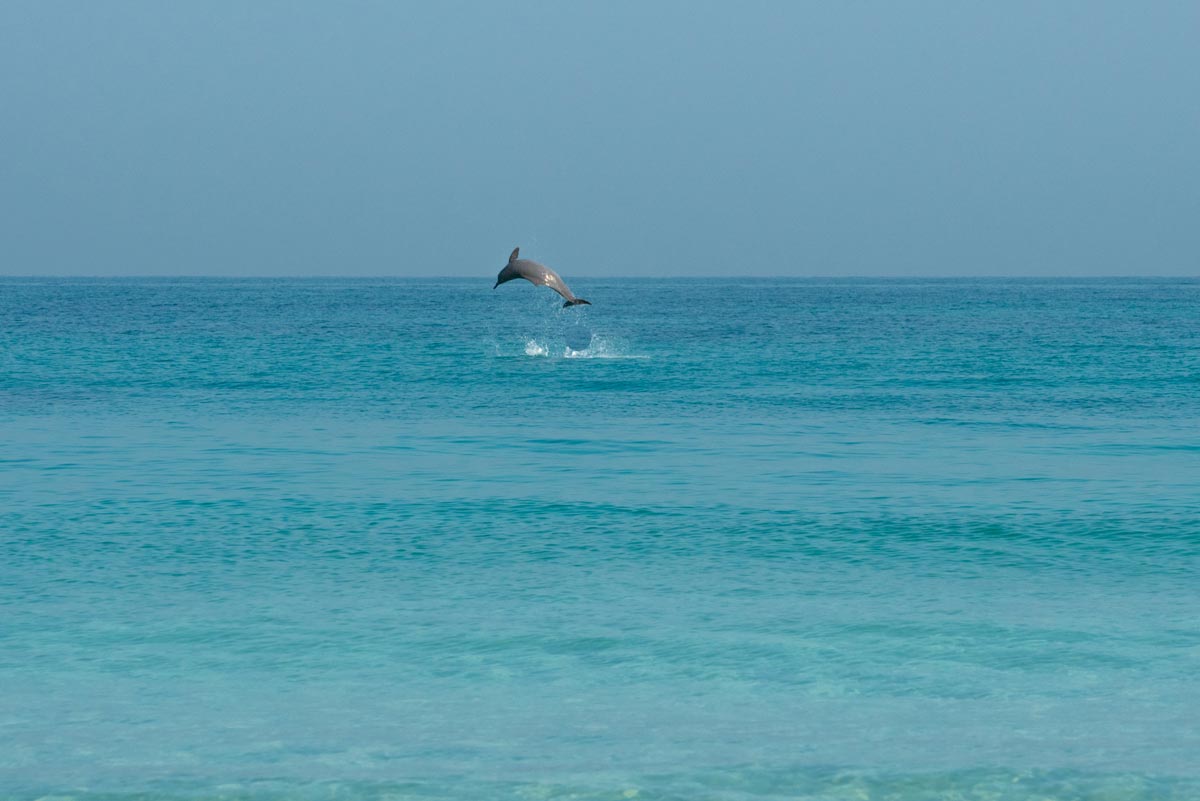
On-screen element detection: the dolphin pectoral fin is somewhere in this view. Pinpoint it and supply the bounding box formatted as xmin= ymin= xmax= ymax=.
xmin=509 ymin=247 xmax=520 ymax=263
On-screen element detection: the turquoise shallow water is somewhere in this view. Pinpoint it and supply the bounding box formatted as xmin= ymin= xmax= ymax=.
xmin=1 ymin=277 xmax=1198 ymax=800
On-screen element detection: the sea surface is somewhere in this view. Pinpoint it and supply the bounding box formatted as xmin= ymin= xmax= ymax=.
xmin=1 ymin=277 xmax=1198 ymax=801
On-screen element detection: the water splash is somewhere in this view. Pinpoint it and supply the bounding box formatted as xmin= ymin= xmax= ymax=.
xmin=564 ymin=334 xmax=647 ymax=359
xmin=524 ymin=339 xmax=550 ymax=357
xmin=520 ymin=335 xmax=646 ymax=359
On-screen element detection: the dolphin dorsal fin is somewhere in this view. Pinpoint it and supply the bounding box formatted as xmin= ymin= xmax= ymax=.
xmin=509 ymin=247 xmax=520 ymax=263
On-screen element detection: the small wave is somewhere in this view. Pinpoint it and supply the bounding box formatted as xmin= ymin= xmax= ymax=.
xmin=14 ymin=769 xmax=1198 ymax=801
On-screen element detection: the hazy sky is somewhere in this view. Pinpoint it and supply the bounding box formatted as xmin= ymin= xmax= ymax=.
xmin=1 ymin=1 xmax=1197 ymax=276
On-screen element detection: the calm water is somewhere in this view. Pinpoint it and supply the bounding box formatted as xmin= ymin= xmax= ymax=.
xmin=1 ymin=277 xmax=1198 ymax=800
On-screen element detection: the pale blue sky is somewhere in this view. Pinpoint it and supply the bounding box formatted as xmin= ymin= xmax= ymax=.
xmin=1 ymin=1 xmax=1197 ymax=276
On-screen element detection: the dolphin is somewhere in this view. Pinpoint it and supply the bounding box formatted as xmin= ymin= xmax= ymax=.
xmin=493 ymin=248 xmax=591 ymax=307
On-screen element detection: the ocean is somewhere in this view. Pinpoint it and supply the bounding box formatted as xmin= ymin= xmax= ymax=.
xmin=1 ymin=277 xmax=1197 ymax=800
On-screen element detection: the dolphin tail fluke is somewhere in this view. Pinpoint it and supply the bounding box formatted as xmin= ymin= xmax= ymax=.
xmin=563 ymin=298 xmax=591 ymax=308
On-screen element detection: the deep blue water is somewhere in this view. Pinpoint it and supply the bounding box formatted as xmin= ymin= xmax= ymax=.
xmin=1 ymin=277 xmax=1198 ymax=800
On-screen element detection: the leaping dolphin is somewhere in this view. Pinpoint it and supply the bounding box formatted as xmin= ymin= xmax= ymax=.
xmin=493 ymin=248 xmax=591 ymax=307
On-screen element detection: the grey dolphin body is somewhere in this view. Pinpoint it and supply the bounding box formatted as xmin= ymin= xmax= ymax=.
xmin=493 ymin=248 xmax=591 ymax=307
